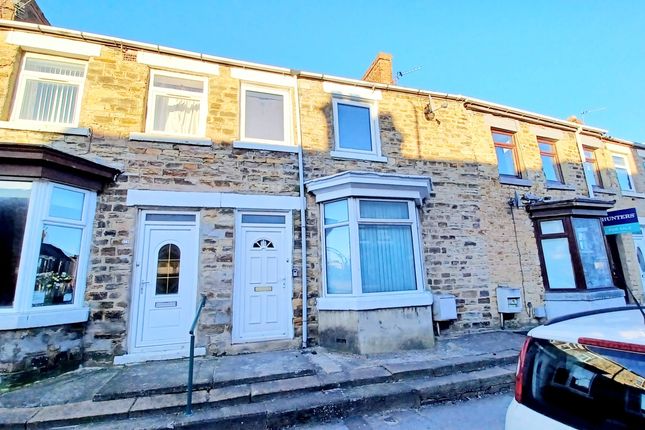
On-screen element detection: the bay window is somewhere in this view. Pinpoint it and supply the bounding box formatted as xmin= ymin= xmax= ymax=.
xmin=0 ymin=180 xmax=96 ymax=328
xmin=323 ymin=198 xmax=422 ymax=297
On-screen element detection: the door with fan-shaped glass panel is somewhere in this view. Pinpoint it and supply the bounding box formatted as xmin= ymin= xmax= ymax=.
xmin=233 ymin=212 xmax=293 ymax=343
xmin=134 ymin=213 xmax=198 ymax=351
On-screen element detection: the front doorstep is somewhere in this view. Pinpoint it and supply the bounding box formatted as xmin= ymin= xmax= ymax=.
xmin=113 ymin=347 xmax=206 ymax=365
xmin=544 ymin=288 xmax=626 ymax=320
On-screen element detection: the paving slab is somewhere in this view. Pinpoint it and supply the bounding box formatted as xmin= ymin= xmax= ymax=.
xmin=26 ymin=398 xmax=135 ymax=429
xmin=129 ymin=389 xmax=209 ymax=416
xmin=317 ymin=366 xmax=391 ymax=389
xmin=0 ymin=407 xmax=39 ymax=429
xmin=0 ymin=368 xmax=118 ymax=408
xmin=251 ymin=375 xmax=321 ymax=402
xmin=211 ymin=350 xmax=315 ymax=388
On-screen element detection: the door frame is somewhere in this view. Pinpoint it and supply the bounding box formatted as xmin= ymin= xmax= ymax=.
xmin=232 ymin=209 xmax=294 ymax=344
xmin=128 ymin=209 xmax=200 ymax=355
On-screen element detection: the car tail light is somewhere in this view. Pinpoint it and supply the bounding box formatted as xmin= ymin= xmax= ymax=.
xmin=515 ymin=336 xmax=532 ymax=404
xmin=578 ymin=337 xmax=645 ymax=353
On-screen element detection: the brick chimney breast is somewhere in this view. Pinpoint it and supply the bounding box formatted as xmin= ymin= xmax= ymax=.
xmin=362 ymin=52 xmax=394 ymax=85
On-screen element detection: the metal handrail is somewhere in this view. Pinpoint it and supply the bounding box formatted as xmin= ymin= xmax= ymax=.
xmin=186 ymin=294 xmax=207 ymax=416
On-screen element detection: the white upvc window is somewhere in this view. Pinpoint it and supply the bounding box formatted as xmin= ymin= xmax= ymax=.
xmin=332 ymin=97 xmax=383 ymax=160
xmin=322 ymin=198 xmax=424 ymax=297
xmin=11 ymin=53 xmax=87 ymax=126
xmin=240 ymin=83 xmax=292 ymax=146
xmin=0 ymin=180 xmax=96 ymax=329
xmin=145 ymin=70 xmax=208 ymax=137
xmin=612 ymin=154 xmax=635 ymax=192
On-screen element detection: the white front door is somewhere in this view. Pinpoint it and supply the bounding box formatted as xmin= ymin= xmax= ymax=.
xmin=233 ymin=212 xmax=293 ymax=343
xmin=131 ymin=212 xmax=199 ymax=353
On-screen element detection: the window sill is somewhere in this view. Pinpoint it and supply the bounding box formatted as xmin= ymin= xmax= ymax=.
xmin=592 ymin=186 xmax=616 ymax=196
xmin=546 ymin=182 xmax=575 ymax=191
xmin=0 ymin=307 xmax=90 ymax=330
xmin=233 ymin=140 xmax=299 ymax=153
xmin=129 ymin=132 xmax=212 ymax=146
xmin=620 ymin=190 xmax=645 ymax=199
xmin=330 ymin=150 xmax=388 ymax=163
xmin=0 ymin=121 xmax=91 ymax=137
xmin=499 ymin=176 xmax=533 ymax=187
xmin=317 ymin=292 xmax=433 ymax=311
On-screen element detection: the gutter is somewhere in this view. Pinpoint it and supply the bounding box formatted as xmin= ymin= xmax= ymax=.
xmin=0 ymin=20 xmax=630 ymax=144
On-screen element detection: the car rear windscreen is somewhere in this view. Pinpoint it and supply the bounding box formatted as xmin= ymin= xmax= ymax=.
xmin=521 ymin=338 xmax=644 ymax=429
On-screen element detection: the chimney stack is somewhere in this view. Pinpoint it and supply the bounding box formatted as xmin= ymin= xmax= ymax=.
xmin=362 ymin=52 xmax=394 ymax=85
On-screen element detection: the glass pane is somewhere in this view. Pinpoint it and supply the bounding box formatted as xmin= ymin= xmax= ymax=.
xmin=492 ymin=132 xmax=512 ymax=144
xmin=0 ymin=181 xmax=31 ymax=307
xmin=337 ymin=103 xmax=372 ymax=151
xmin=153 ymin=74 xmax=203 ymax=93
xmin=539 ymin=142 xmax=554 ymax=153
xmin=33 ymin=224 xmax=82 ymax=306
xmin=324 ymin=200 xmax=348 ymax=225
xmin=616 ymin=168 xmax=634 ymax=191
xmin=541 ymin=220 xmax=564 ymax=235
xmin=612 ymin=155 xmax=626 ymax=168
xmin=572 ymin=218 xmax=613 ymax=289
xmin=244 ymin=90 xmax=285 ymax=141
xmin=24 ymin=57 xmax=85 ymax=77
xmin=325 ymin=226 xmax=352 ymax=294
xmin=583 ymin=162 xmax=599 ymax=187
xmin=153 ymin=95 xmax=200 ymax=135
xmin=359 ymin=224 xmax=416 ymax=293
xmin=19 ymin=79 xmax=79 ymax=124
xmin=241 ymin=214 xmax=286 ymax=224
xmin=156 ymin=244 xmax=180 ymax=295
xmin=359 ymin=201 xmax=409 ymax=219
xmin=495 ymin=146 xmax=517 ymax=176
xmin=49 ymin=186 xmax=85 ymax=220
xmin=541 ymin=154 xmax=562 ymax=182
xmin=542 ymin=238 xmax=576 ymax=289
xmin=145 ymin=213 xmax=196 ymax=222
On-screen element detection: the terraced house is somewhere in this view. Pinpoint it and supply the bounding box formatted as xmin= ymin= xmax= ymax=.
xmin=1 ymin=15 xmax=644 ymax=386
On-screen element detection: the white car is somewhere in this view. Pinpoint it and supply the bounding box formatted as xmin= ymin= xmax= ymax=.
xmin=506 ymin=306 xmax=645 ymax=430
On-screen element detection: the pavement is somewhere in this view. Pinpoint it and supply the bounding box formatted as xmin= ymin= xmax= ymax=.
xmin=0 ymin=330 xmax=525 ymax=429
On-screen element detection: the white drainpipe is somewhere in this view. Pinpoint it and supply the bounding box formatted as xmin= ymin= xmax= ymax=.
xmin=293 ymin=72 xmax=308 ymax=348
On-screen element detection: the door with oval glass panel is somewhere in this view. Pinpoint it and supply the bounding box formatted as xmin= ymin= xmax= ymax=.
xmin=132 ymin=212 xmax=198 ymax=352
xmin=233 ymin=212 xmax=293 ymax=343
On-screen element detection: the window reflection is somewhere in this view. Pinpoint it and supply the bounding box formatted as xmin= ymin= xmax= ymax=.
xmin=49 ymin=186 xmax=85 ymax=220
xmin=33 ymin=224 xmax=82 ymax=306
xmin=156 ymin=244 xmax=180 ymax=295
xmin=573 ymin=218 xmax=613 ymax=289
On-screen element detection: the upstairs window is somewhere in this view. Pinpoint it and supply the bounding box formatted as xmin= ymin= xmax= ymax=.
xmin=539 ymin=139 xmax=563 ymax=184
xmin=11 ymin=54 xmax=87 ymax=126
xmin=146 ymin=70 xmax=207 ymax=137
xmin=612 ymin=154 xmax=635 ymax=192
xmin=492 ymin=130 xmax=520 ymax=178
xmin=583 ymin=146 xmax=603 ymax=188
xmin=332 ymin=97 xmax=382 ymax=159
xmin=240 ymin=84 xmax=292 ymax=146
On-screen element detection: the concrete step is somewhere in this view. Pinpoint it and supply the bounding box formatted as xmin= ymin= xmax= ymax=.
xmin=1 ymin=365 xmax=516 ymax=429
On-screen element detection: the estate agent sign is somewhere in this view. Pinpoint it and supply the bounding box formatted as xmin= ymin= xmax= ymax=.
xmin=601 ymin=208 xmax=641 ymax=235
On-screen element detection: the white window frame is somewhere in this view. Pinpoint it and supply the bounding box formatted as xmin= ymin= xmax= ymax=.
xmin=320 ymin=198 xmax=426 ymax=307
xmin=0 ymin=180 xmax=96 ymax=330
xmin=331 ymin=96 xmax=384 ymax=161
xmin=145 ymin=69 xmax=208 ymax=138
xmin=612 ymin=153 xmax=635 ymax=192
xmin=239 ymin=83 xmax=293 ymax=146
xmin=10 ymin=53 xmax=88 ymax=127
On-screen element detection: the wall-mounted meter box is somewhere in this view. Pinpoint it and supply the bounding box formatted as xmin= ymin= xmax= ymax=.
xmin=497 ymin=286 xmax=522 ymax=313
xmin=433 ymin=294 xmax=457 ymax=321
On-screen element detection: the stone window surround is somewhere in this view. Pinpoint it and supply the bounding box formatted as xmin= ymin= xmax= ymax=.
xmin=306 ymin=171 xmax=433 ymax=310
xmin=0 ymin=144 xmax=119 ymax=330
xmin=10 ymin=52 xmax=89 ymax=129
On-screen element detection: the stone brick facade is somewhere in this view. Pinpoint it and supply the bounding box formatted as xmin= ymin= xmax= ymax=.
xmin=0 ymin=23 xmax=643 ymax=385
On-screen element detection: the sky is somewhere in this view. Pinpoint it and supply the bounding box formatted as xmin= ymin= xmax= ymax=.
xmin=38 ymin=1 xmax=645 ymax=142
